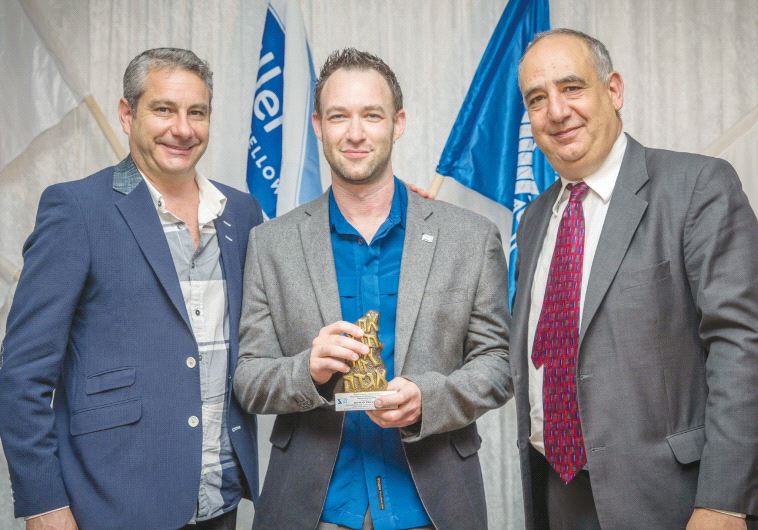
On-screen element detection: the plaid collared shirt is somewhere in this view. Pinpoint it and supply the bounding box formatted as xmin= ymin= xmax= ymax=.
xmin=140 ymin=173 xmax=243 ymax=521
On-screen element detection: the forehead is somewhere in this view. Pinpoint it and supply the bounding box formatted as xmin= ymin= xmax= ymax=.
xmin=320 ymin=67 xmax=394 ymax=109
xmin=519 ymin=35 xmax=595 ymax=86
xmin=142 ymin=67 xmax=209 ymax=101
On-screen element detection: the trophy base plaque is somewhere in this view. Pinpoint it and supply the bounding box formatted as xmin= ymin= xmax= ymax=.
xmin=335 ymin=390 xmax=397 ymax=412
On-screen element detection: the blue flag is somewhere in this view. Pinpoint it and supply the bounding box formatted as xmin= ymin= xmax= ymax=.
xmin=247 ymin=0 xmax=322 ymax=219
xmin=436 ymin=0 xmax=555 ymax=307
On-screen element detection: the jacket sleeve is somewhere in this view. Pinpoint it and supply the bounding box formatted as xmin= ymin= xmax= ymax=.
xmin=0 ymin=184 xmax=90 ymax=517
xmin=683 ymin=158 xmax=758 ymax=515
xmin=233 ymin=228 xmax=328 ymax=415
xmin=401 ymin=221 xmax=513 ymax=442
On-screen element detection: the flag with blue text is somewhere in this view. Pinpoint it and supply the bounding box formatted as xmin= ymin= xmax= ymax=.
xmin=436 ymin=0 xmax=554 ymax=307
xmin=247 ymin=0 xmax=322 ymax=219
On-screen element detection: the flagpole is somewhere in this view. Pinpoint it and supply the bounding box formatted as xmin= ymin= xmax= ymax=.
xmin=84 ymin=95 xmax=127 ymax=160
xmin=20 ymin=0 xmax=126 ymax=162
xmin=430 ymin=174 xmax=446 ymax=199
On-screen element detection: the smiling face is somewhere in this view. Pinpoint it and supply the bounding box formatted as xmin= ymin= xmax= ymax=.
xmin=118 ymin=67 xmax=210 ymax=184
xmin=519 ymin=34 xmax=624 ymax=180
xmin=312 ymin=67 xmax=405 ymax=188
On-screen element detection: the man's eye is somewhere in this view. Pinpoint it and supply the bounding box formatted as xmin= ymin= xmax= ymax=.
xmin=189 ymin=110 xmax=206 ymax=117
xmin=564 ymin=86 xmax=581 ymax=93
xmin=155 ymin=107 xmax=171 ymax=114
xmin=366 ymin=113 xmax=382 ymax=120
xmin=528 ymin=95 xmax=545 ymax=106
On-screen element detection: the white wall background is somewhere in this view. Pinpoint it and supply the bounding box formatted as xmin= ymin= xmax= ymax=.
xmin=1 ymin=1 xmax=756 ymax=528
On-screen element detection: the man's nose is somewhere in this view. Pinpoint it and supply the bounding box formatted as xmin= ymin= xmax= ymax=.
xmin=546 ymin=94 xmax=571 ymax=123
xmin=346 ymin=117 xmax=366 ymax=143
xmin=171 ymin=112 xmax=194 ymax=138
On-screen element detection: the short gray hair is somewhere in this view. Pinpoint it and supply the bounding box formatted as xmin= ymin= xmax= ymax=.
xmin=521 ymin=28 xmax=614 ymax=83
xmin=123 ymin=48 xmax=213 ymax=112
xmin=314 ymin=48 xmax=403 ymax=115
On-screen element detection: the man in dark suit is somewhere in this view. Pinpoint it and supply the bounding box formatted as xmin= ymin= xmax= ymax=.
xmin=511 ymin=29 xmax=757 ymax=529
xmin=0 ymin=48 xmax=261 ymax=529
xmin=234 ymin=48 xmax=512 ymax=530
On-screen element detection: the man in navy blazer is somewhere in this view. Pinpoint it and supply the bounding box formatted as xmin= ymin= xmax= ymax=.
xmin=0 ymin=48 xmax=262 ymax=529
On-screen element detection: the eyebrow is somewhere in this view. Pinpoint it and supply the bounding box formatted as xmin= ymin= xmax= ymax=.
xmin=147 ymin=99 xmax=177 ymax=108
xmin=522 ymin=75 xmax=589 ymax=102
xmin=556 ymin=75 xmax=588 ymax=86
xmin=323 ymin=104 xmax=387 ymax=114
xmin=147 ymin=99 xmax=209 ymax=112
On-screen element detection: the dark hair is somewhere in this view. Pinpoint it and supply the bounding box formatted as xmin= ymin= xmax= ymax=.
xmin=123 ymin=47 xmax=213 ymax=112
xmin=314 ymin=48 xmax=403 ymax=115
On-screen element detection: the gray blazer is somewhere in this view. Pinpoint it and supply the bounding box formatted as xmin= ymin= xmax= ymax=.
xmin=234 ymin=185 xmax=512 ymax=529
xmin=512 ymin=135 xmax=758 ymax=528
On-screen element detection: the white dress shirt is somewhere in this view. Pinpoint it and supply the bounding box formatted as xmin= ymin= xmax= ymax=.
xmin=527 ymin=132 xmax=627 ymax=454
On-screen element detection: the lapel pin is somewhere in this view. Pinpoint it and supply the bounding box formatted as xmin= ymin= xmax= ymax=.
xmin=421 ymin=233 xmax=434 ymax=243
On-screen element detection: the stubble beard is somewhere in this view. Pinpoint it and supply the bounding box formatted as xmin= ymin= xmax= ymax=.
xmin=326 ymin=144 xmax=394 ymax=187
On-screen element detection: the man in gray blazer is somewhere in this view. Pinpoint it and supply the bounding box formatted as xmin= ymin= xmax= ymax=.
xmin=234 ymin=48 xmax=512 ymax=529
xmin=512 ymin=29 xmax=758 ymax=529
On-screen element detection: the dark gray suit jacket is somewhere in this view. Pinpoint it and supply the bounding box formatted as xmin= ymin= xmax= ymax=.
xmin=512 ymin=135 xmax=758 ymax=528
xmin=234 ymin=185 xmax=512 ymax=529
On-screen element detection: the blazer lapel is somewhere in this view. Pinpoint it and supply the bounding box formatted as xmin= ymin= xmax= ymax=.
xmin=215 ymin=209 xmax=241 ymax=357
xmin=113 ymin=157 xmax=192 ymax=331
xmin=395 ymin=190 xmax=437 ymax=376
xmin=300 ymin=192 xmax=342 ymax=327
xmin=579 ymin=135 xmax=649 ymax=341
xmin=512 ymin=184 xmax=559 ymax=378
xmin=513 ymin=184 xmax=560 ymax=323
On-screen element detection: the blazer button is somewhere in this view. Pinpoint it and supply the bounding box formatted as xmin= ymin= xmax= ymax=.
xmin=188 ymin=415 xmax=200 ymax=428
xmin=186 ymin=356 xmax=197 ymax=368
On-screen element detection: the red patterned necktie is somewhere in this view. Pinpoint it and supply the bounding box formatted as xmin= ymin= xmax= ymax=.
xmin=532 ymin=181 xmax=589 ymax=483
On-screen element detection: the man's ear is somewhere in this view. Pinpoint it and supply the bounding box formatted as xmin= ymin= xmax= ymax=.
xmin=607 ymin=71 xmax=624 ymax=112
xmin=118 ymin=97 xmax=134 ymax=136
xmin=311 ymin=112 xmax=323 ymax=140
xmin=392 ymin=109 xmax=406 ymax=142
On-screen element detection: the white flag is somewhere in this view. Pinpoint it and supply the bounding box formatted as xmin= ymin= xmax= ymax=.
xmin=0 ymin=0 xmax=80 ymax=171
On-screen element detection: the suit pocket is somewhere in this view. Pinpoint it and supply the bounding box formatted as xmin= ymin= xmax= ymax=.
xmin=666 ymin=425 xmax=705 ymax=464
xmin=85 ymin=367 xmax=136 ymax=394
xmin=270 ymin=414 xmax=297 ymax=450
xmin=618 ymin=260 xmax=671 ymax=291
xmin=70 ymin=398 xmax=142 ymax=436
xmin=450 ymin=425 xmax=482 ymax=458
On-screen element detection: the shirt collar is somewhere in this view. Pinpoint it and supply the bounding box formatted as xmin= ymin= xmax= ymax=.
xmin=140 ymin=171 xmax=227 ymax=224
xmin=551 ymin=131 xmax=627 ymax=215
xmin=329 ymin=177 xmax=407 ymax=236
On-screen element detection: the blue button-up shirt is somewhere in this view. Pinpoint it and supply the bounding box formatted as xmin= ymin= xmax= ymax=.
xmin=321 ymin=179 xmax=432 ymax=529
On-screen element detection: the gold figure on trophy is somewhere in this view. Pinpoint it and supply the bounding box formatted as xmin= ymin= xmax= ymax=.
xmin=341 ymin=310 xmax=388 ymax=392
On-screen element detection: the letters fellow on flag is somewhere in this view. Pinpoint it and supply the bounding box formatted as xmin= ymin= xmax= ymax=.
xmin=436 ymin=0 xmax=555 ymax=306
xmin=247 ymin=0 xmax=322 ymax=219
xmin=0 ymin=0 xmax=80 ymax=171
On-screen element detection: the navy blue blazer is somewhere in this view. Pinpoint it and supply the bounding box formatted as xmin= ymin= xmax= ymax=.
xmin=0 ymin=157 xmax=262 ymax=529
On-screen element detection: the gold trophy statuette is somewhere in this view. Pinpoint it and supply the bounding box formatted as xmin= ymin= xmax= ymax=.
xmin=335 ymin=310 xmax=397 ymax=411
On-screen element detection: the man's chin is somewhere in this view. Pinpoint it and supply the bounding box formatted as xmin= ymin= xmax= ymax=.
xmin=154 ymin=162 xmax=198 ymax=179
xmin=333 ymin=166 xmax=379 ymax=185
